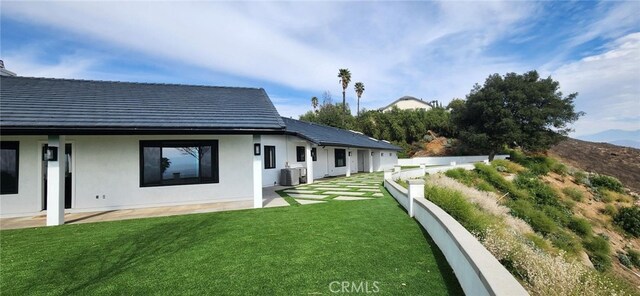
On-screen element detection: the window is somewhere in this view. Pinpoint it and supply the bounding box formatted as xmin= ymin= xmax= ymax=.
xmin=311 ymin=148 xmax=317 ymax=161
xmin=296 ymin=146 xmax=305 ymax=162
xmin=140 ymin=140 xmax=218 ymax=187
xmin=0 ymin=142 xmax=19 ymax=194
xmin=335 ymin=149 xmax=346 ymax=167
xmin=264 ymin=146 xmax=276 ymax=169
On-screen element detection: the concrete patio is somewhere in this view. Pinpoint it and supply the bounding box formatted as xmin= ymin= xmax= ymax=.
xmin=0 ymin=186 xmax=290 ymax=230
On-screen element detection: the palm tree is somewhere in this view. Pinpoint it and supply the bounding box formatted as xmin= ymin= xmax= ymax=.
xmin=311 ymin=96 xmax=319 ymax=112
xmin=354 ymin=82 xmax=365 ymax=116
xmin=337 ymin=68 xmax=351 ymax=112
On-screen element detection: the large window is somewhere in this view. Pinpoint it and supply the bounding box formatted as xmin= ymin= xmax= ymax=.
xmin=296 ymin=146 xmax=305 ymax=162
xmin=264 ymin=146 xmax=276 ymax=169
xmin=140 ymin=140 xmax=218 ymax=187
xmin=0 ymin=141 xmax=19 ymax=194
xmin=335 ymin=149 xmax=346 ymax=167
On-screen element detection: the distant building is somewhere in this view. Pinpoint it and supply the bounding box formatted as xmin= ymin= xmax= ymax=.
xmin=379 ymin=96 xmax=435 ymax=112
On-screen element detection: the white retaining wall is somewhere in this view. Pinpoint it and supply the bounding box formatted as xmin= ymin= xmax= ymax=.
xmin=384 ymin=169 xmax=528 ymax=296
xmin=398 ymin=155 xmax=509 ymax=167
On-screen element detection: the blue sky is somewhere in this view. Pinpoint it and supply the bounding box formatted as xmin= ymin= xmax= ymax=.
xmin=1 ymin=1 xmax=638 ymax=137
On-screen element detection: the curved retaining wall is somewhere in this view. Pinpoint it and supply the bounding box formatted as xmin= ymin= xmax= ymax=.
xmin=384 ymin=171 xmax=528 ymax=296
xmin=397 ymin=155 xmax=509 ymax=167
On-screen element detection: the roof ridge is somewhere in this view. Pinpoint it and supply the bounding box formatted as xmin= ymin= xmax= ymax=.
xmin=283 ymin=117 xmax=384 ymax=141
xmin=0 ymin=75 xmax=263 ymax=90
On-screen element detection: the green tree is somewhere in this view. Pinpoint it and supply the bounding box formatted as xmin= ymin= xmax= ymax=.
xmin=300 ymin=92 xmax=355 ymax=129
xmin=338 ymin=68 xmax=352 ymax=112
xmin=354 ymin=82 xmax=365 ymax=116
xmin=452 ymin=70 xmax=583 ymax=160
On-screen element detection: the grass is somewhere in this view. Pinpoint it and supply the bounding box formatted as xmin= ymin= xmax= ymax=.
xmin=0 ymin=183 xmax=462 ymax=295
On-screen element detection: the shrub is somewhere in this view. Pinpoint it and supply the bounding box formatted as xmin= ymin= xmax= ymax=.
xmin=542 ymin=205 xmax=571 ymax=227
xmin=551 ymin=162 xmax=568 ymax=176
xmin=475 ymin=163 xmax=529 ymax=200
xmin=548 ymin=230 xmax=582 ymax=254
xmin=491 ymin=159 xmax=524 ymax=173
xmin=476 ymin=181 xmax=496 ymax=193
xmin=425 ymin=185 xmax=494 ymax=235
xmin=562 ymin=187 xmax=584 ymax=202
xmin=568 ymin=217 xmax=593 ymax=237
xmin=572 ymin=171 xmax=590 ymax=186
xmin=508 ymin=199 xmax=557 ymax=235
xmin=583 ymin=235 xmax=612 ymax=272
xmin=617 ymin=252 xmax=632 ymax=268
xmin=514 ymin=172 xmax=561 ymax=207
xmin=599 ymin=189 xmax=615 ymax=203
xmin=614 ymin=206 xmax=640 ymax=237
xmin=602 ymin=204 xmax=618 ymax=216
xmin=626 ymin=249 xmax=640 ymax=268
xmin=444 ymin=168 xmax=474 ymax=187
xmin=590 ymin=174 xmax=624 ymax=193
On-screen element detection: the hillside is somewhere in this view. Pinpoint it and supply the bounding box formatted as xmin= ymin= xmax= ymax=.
xmin=549 ymin=138 xmax=640 ymax=193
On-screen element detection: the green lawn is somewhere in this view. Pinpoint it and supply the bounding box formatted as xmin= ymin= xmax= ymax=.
xmin=0 ymin=193 xmax=462 ymax=295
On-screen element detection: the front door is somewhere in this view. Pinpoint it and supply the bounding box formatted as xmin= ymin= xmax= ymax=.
xmin=42 ymin=143 xmax=72 ymax=210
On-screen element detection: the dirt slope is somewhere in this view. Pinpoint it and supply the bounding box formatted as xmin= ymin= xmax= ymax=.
xmin=549 ymin=138 xmax=640 ymax=193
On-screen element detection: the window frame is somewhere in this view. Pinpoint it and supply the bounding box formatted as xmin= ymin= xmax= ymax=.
xmin=296 ymin=146 xmax=305 ymax=162
xmin=264 ymin=145 xmax=276 ymax=169
xmin=139 ymin=140 xmax=219 ymax=187
xmin=0 ymin=141 xmax=19 ymax=195
xmin=334 ymin=148 xmax=346 ymax=167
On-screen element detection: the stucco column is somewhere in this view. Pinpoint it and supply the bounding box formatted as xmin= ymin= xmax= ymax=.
xmin=368 ymin=149 xmax=373 ymax=173
xmin=346 ymin=149 xmax=351 ymax=177
xmin=253 ymin=135 xmax=263 ymax=208
xmin=46 ymin=135 xmax=65 ymax=226
xmin=408 ymin=179 xmax=425 ymax=218
xmin=305 ymin=143 xmax=313 ymax=184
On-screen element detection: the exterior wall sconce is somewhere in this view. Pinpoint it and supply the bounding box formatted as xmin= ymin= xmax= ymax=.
xmin=381 ymin=153 xmax=384 ymax=157
xmin=389 ymin=153 xmax=392 ymax=156
xmin=44 ymin=146 xmax=58 ymax=161
xmin=371 ymin=151 xmax=374 ymax=156
xmin=348 ymin=151 xmax=352 ymax=157
xmin=253 ymin=143 xmax=261 ymax=156
xmin=311 ymin=149 xmax=316 ymax=159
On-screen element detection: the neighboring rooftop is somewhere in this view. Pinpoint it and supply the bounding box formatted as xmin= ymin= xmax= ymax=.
xmin=0 ymin=76 xmax=285 ymax=133
xmin=379 ymin=95 xmax=434 ymax=112
xmin=282 ymin=117 xmax=401 ymax=151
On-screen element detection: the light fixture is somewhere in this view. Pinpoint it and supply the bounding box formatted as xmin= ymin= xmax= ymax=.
xmin=44 ymin=146 xmax=58 ymax=161
xmin=311 ymin=149 xmax=316 ymax=159
xmin=371 ymin=152 xmax=374 ymax=156
xmin=254 ymin=143 xmax=261 ymax=156
xmin=381 ymin=153 xmax=384 ymax=157
xmin=348 ymin=151 xmax=352 ymax=157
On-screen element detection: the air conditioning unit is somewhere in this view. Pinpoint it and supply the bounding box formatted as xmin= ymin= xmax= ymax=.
xmin=280 ymin=168 xmax=300 ymax=186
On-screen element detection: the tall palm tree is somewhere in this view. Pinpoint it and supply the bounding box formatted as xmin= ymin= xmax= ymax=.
xmin=311 ymin=96 xmax=319 ymax=112
xmin=337 ymin=68 xmax=351 ymax=112
xmin=354 ymin=82 xmax=365 ymax=116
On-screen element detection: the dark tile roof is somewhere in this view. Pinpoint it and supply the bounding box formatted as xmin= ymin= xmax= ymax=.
xmin=0 ymin=76 xmax=285 ymax=133
xmin=282 ymin=117 xmax=401 ymax=151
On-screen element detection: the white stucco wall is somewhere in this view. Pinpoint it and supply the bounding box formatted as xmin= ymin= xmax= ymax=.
xmin=0 ymin=136 xmax=45 ymax=216
xmin=374 ymin=150 xmax=398 ymax=171
xmin=1 ymin=134 xmax=255 ymax=216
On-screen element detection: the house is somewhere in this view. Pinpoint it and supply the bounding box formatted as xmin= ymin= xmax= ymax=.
xmin=0 ymin=75 xmax=400 ymax=225
xmin=379 ymin=95 xmax=434 ymax=112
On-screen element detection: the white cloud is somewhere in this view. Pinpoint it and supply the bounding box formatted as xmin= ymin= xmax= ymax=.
xmin=551 ymin=32 xmax=640 ymax=136
xmin=2 ymin=1 xmax=637 ymax=129
xmin=1 ymin=1 xmax=537 ymax=112
xmin=2 ymin=48 xmax=97 ymax=79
